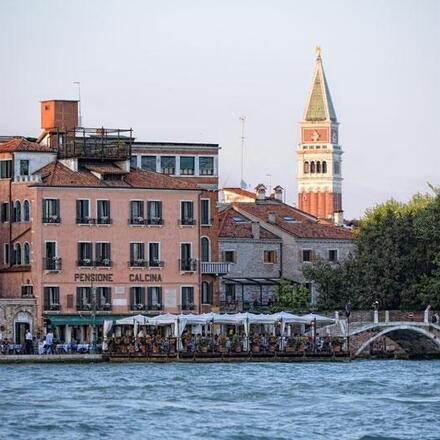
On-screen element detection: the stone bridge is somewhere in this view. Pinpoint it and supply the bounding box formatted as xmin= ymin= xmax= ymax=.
xmin=328 ymin=309 xmax=440 ymax=358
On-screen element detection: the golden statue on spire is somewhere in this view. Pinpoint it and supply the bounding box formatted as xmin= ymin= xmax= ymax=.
xmin=315 ymin=45 xmax=321 ymax=59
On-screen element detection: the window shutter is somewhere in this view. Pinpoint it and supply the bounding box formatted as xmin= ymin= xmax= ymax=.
xmin=158 ymin=201 xmax=162 ymax=219
xmin=299 ymin=250 xmax=303 ymax=262
xmin=129 ymin=244 xmax=134 ymax=262
xmin=233 ymin=251 xmax=237 ymax=263
xmin=107 ymin=200 xmax=111 ymax=217
xmin=44 ymin=287 xmax=50 ymax=308
xmin=76 ymin=200 xmax=81 ymax=219
xmin=108 ymin=243 xmax=112 ymax=260
xmin=311 ymin=250 xmax=317 ymax=261
xmin=55 ymin=199 xmax=60 ymax=217
xmin=141 ymin=287 xmax=146 ymax=305
xmin=67 ymin=294 xmax=74 ymax=309
xmin=54 ymin=287 xmax=60 ymax=304
xmin=130 ymin=287 xmax=135 ymax=308
xmin=76 ymin=288 xmax=81 ymax=308
xmin=158 ymin=287 xmax=162 ymax=306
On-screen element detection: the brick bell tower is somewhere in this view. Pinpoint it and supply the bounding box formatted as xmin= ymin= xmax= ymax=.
xmin=297 ymin=47 xmax=343 ymax=221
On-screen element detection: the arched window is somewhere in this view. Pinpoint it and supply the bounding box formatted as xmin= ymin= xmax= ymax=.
xmin=23 ymin=200 xmax=30 ymax=222
xmin=14 ymin=243 xmax=21 ymax=265
xmin=303 ymin=161 xmax=310 ymax=174
xmin=13 ymin=201 xmax=21 ymax=222
xmin=310 ymin=161 xmax=316 ymax=174
xmin=202 ymin=281 xmax=213 ymax=305
xmin=316 ymin=161 xmax=321 ymax=173
xmin=24 ymin=242 xmax=30 ymax=265
xmin=201 ymin=237 xmax=210 ymax=262
xmin=322 ymin=161 xmax=327 ymax=173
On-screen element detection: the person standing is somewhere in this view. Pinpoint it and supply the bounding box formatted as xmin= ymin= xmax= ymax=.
xmin=45 ymin=329 xmax=54 ymax=354
xmin=25 ymin=329 xmax=33 ymax=354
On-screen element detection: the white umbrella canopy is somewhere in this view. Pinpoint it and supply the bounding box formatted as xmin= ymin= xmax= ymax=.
xmin=115 ymin=314 xmax=150 ymax=325
xmin=301 ymin=313 xmax=335 ymax=324
xmin=274 ymin=311 xmax=310 ymax=324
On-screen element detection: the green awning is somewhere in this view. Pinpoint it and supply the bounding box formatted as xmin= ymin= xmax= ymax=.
xmin=47 ymin=314 xmax=129 ymax=326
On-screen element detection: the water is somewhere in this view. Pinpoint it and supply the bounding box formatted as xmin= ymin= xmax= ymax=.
xmin=0 ymin=360 xmax=439 ymax=440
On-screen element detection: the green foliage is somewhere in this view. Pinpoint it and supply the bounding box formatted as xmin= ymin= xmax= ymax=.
xmin=272 ymin=278 xmax=310 ymax=312
xmin=304 ymin=188 xmax=440 ymax=310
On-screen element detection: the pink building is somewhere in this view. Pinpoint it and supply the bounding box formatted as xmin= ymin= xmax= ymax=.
xmin=0 ymin=101 xmax=225 ymax=344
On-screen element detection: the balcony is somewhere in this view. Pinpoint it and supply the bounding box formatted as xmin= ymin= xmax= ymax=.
xmin=146 ymin=218 xmax=164 ymax=226
xmin=179 ymin=259 xmax=197 ymax=272
xmin=129 ymin=259 xmax=148 ymax=268
xmin=130 ymin=303 xmax=146 ymax=311
xmin=146 ymin=303 xmax=163 ymax=311
xmin=129 ymin=217 xmax=146 ymax=225
xmin=42 ymin=216 xmax=61 ymax=224
xmin=179 ymin=304 xmax=196 ymax=312
xmin=178 ymin=218 xmax=196 ymax=226
xmin=201 ymin=261 xmax=231 ymax=275
xmin=96 ymin=303 xmax=112 ymax=311
xmin=148 ymin=260 xmax=165 ymax=269
xmin=97 ymin=216 xmax=112 ymax=225
xmin=77 ymin=258 xmax=93 ymax=267
xmin=94 ymin=259 xmax=112 ymax=268
xmin=43 ymin=257 xmax=62 ymax=271
xmin=76 ymin=217 xmax=96 ymax=225
xmin=77 ymin=303 xmax=93 ymax=311
xmin=44 ymin=303 xmax=61 ymax=311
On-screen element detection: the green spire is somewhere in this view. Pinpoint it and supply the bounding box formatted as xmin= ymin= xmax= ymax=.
xmin=304 ymin=49 xmax=337 ymax=122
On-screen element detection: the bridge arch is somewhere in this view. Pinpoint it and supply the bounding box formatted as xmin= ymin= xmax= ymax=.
xmin=355 ymin=324 xmax=440 ymax=357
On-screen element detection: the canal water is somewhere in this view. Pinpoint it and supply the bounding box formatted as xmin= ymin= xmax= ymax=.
xmin=0 ymin=360 xmax=439 ymax=440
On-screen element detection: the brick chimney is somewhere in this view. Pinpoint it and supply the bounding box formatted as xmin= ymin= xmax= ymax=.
xmin=251 ymin=222 xmax=260 ymax=239
xmin=255 ymin=184 xmax=267 ymax=201
xmin=267 ymin=212 xmax=276 ymax=224
xmin=333 ymin=210 xmax=344 ymax=226
xmin=273 ymin=185 xmax=284 ymax=202
xmin=41 ymin=100 xmax=78 ymax=131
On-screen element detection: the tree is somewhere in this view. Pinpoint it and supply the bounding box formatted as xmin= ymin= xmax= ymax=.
xmin=272 ymin=279 xmax=310 ymax=312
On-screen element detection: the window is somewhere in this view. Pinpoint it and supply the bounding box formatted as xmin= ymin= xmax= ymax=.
xmin=76 ymin=200 xmax=90 ymax=224
xmin=95 ymin=243 xmax=111 ymax=266
xmin=0 ymin=160 xmax=12 ymax=179
xmin=302 ymin=249 xmax=312 ymax=262
xmin=21 ymin=285 xmax=33 ymax=297
xmin=180 ymin=156 xmax=195 ymax=175
xmin=264 ymin=250 xmax=277 ymax=264
xmin=44 ymin=286 xmax=60 ymax=311
xmin=200 ymin=199 xmax=210 ymax=225
xmin=141 ymin=155 xmax=156 ymax=172
xmin=322 ymin=161 xmax=327 ymax=173
xmin=130 ymin=155 xmax=138 ymax=168
xmin=202 ymin=281 xmax=213 ymax=305
xmin=334 ymin=161 xmax=341 ymax=175
xmin=77 ymin=242 xmax=93 ymax=266
xmin=19 ymin=160 xmax=30 ymax=176
xmin=180 ymin=201 xmax=194 ymax=225
xmin=43 ymin=199 xmax=60 ymax=223
xmin=181 ymin=287 xmax=194 ymax=310
xmin=147 ymin=287 xmax=162 ymax=310
xmin=96 ymin=287 xmax=112 ymax=310
xmin=148 ymin=242 xmax=161 ymax=267
xmin=1 ymin=202 xmax=9 ymax=222
xmin=310 ymin=161 xmax=316 ymax=174
xmin=223 ymin=250 xmax=236 ymax=263
xmin=23 ymin=242 xmax=30 ymax=265
xmin=160 ymin=156 xmax=175 ymax=174
xmin=180 ymin=243 xmax=194 ymax=271
xmin=130 ymin=242 xmax=145 ymax=266
xmin=199 ymin=157 xmax=214 ymax=175
xmin=3 ymin=243 xmax=9 ymax=265
xmin=44 ymin=241 xmax=60 ymax=270
xmin=316 ymin=161 xmax=321 ymax=173
xmin=13 ymin=243 xmax=21 ymax=265
xmin=147 ymin=201 xmax=163 ymax=225
xmin=13 ymin=201 xmax=21 ymax=222
xmin=23 ymin=200 xmax=30 ymax=222
xmin=304 ymin=161 xmax=310 ymax=174
xmin=76 ymin=287 xmax=92 ymax=310
xmin=201 ymin=237 xmax=210 ymax=262
xmin=97 ymin=200 xmax=111 ymax=224
xmin=328 ymin=249 xmax=338 ymax=262
xmin=225 ymin=284 xmax=236 ymax=303
xmin=130 ymin=287 xmax=146 ymax=310
xmin=130 ymin=201 xmax=144 ymax=224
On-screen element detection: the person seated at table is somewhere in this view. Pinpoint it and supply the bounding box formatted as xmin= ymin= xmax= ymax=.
xmin=68 ymin=339 xmax=78 ymax=353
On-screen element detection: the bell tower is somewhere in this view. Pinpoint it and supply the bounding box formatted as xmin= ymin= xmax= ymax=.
xmin=297 ymin=47 xmax=343 ymax=221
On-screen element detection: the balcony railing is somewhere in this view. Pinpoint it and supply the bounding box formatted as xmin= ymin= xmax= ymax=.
xmin=148 ymin=260 xmax=165 ymax=268
xmin=76 ymin=217 xmax=96 ymax=225
xmin=130 ymin=303 xmax=163 ymax=312
xmin=97 ymin=217 xmax=112 ymax=225
xmin=77 ymin=259 xmax=93 ymax=267
xmin=146 ymin=218 xmax=164 ymax=226
xmin=43 ymin=257 xmax=62 ymax=271
xmin=178 ymin=218 xmax=196 ymax=226
xmin=44 ymin=303 xmax=61 ymax=311
xmin=179 ymin=259 xmax=197 ymax=272
xmin=77 ymin=303 xmax=93 ymax=311
xmin=201 ymin=261 xmax=231 ymax=275
xmin=94 ymin=259 xmax=112 ymax=268
xmin=179 ymin=304 xmax=196 ymax=312
xmin=96 ymin=303 xmax=112 ymax=311
xmin=129 ymin=260 xmax=148 ymax=268
xmin=129 ymin=217 xmax=146 ymax=225
xmin=42 ymin=216 xmax=61 ymax=224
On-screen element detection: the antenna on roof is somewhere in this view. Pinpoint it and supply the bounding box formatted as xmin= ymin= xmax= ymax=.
xmin=73 ymin=81 xmax=82 ymax=127
xmin=239 ymin=116 xmax=246 ymax=189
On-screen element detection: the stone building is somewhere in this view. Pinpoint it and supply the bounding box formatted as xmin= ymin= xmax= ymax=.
xmin=218 ymin=186 xmax=354 ymax=308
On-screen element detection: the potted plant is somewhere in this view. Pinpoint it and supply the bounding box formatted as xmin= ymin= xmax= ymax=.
xmin=285 ymin=337 xmax=296 ymax=353
xmin=296 ymin=336 xmax=307 ymax=353
xmin=199 ymin=337 xmax=209 ymax=353
xmin=251 ymin=335 xmax=261 ymax=353
xmin=332 ymin=336 xmax=344 ymax=353
xmin=217 ymin=335 xmax=227 ymax=353
xmin=268 ymin=335 xmax=278 ymax=352
xmin=232 ymin=334 xmax=241 ymax=353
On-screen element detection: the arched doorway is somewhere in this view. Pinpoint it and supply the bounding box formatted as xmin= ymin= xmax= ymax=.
xmin=14 ymin=311 xmax=33 ymax=344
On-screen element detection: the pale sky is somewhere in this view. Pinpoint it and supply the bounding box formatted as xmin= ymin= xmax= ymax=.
xmin=0 ymin=0 xmax=438 ymax=218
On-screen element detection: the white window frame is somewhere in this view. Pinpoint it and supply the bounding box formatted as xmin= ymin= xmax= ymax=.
xmin=200 ymin=198 xmax=211 ymax=226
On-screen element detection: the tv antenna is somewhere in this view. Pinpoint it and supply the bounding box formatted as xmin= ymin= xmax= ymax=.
xmin=239 ymin=116 xmax=246 ymax=188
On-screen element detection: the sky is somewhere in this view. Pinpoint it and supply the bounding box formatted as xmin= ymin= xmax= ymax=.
xmin=0 ymin=0 xmax=438 ymax=218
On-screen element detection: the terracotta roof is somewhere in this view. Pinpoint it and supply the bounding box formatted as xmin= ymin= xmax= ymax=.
xmin=234 ymin=202 xmax=353 ymax=240
xmin=219 ymin=207 xmax=280 ymax=240
xmin=84 ymin=163 xmax=128 ymax=175
xmin=223 ymin=187 xmax=256 ymax=199
xmin=33 ymin=161 xmax=199 ymax=190
xmin=0 ymin=137 xmax=55 ymax=153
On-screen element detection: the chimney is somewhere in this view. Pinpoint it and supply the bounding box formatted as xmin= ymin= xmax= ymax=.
xmin=41 ymin=100 xmax=78 ymax=131
xmin=273 ymin=185 xmax=284 ymax=202
xmin=251 ymin=222 xmax=260 ymax=239
xmin=255 ymin=184 xmax=267 ymax=201
xmin=333 ymin=210 xmax=344 ymax=226
xmin=268 ymin=212 xmax=276 ymax=224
